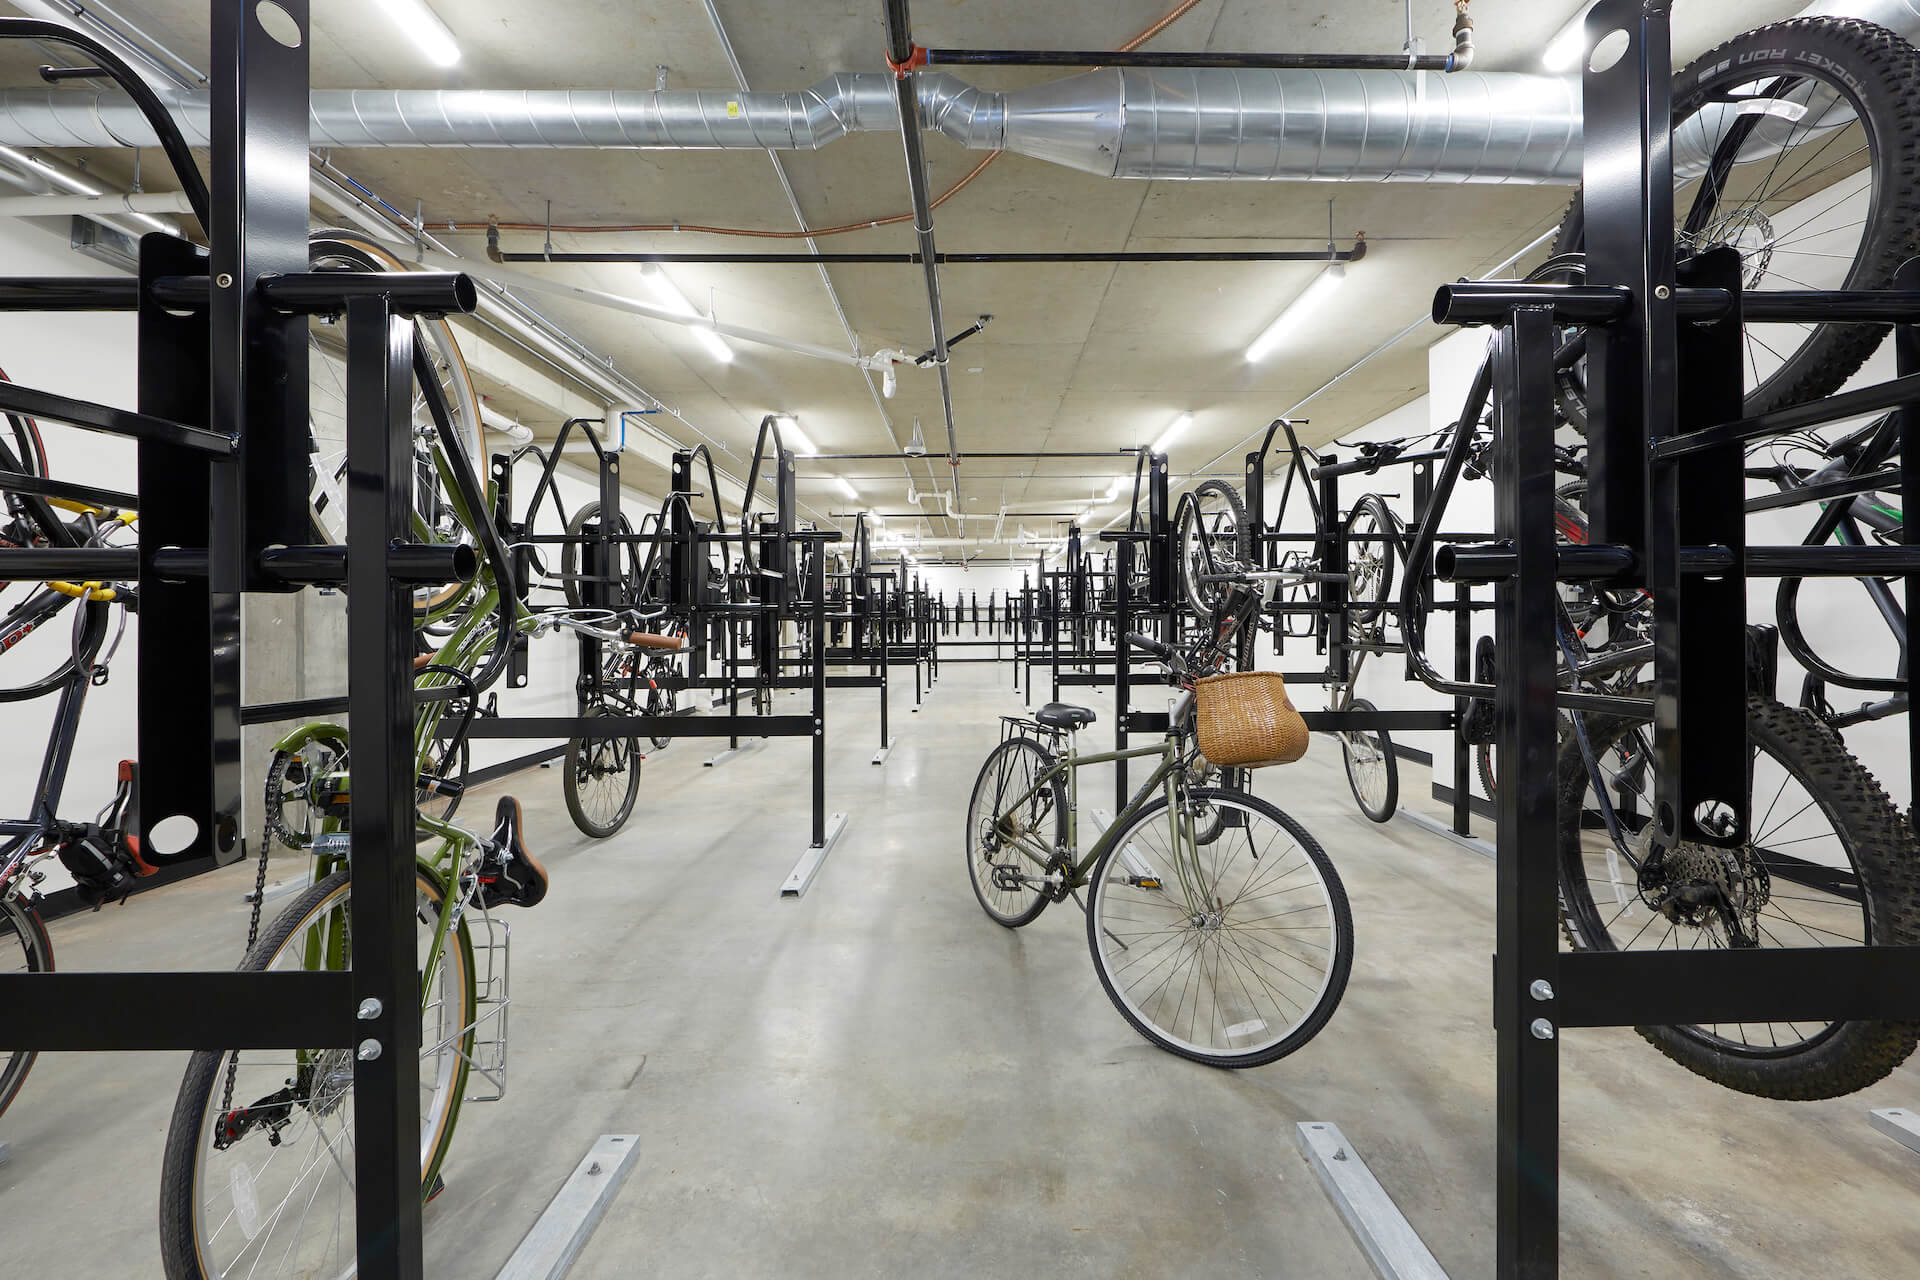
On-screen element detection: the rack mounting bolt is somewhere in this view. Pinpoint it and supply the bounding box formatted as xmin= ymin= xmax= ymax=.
xmin=1529 ymin=1018 xmax=1555 ymax=1041
xmin=215 ymin=272 xmax=234 ymax=289
xmin=356 ymin=1038 xmax=383 ymax=1061
xmin=358 ymin=998 xmax=382 ymax=1020
xmin=1654 ymin=284 xmax=1671 ymax=300
xmin=1528 ymin=979 xmax=1553 ymax=1002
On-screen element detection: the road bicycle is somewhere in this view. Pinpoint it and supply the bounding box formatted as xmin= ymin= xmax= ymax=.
xmin=537 ymin=611 xmax=688 ymax=838
xmin=0 ymin=458 xmax=149 ymax=1120
xmin=964 ymin=571 xmax=1351 ymax=1068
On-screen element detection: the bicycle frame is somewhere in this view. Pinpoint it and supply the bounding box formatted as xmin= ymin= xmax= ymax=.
xmin=992 ymin=727 xmax=1212 ymax=912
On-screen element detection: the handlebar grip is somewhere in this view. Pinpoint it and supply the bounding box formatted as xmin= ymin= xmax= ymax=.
xmin=417 ymin=774 xmax=465 ymax=799
xmin=1126 ymin=632 xmax=1175 ymax=660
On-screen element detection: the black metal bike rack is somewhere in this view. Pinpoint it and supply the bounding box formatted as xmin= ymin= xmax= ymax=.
xmin=1429 ymin=3 xmax=1920 ymax=1273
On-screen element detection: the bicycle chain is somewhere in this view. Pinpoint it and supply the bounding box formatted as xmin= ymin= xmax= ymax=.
xmin=218 ymin=823 xmax=275 ymax=1125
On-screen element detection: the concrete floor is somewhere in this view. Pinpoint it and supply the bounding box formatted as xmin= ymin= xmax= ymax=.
xmin=5 ymin=661 xmax=1920 ymax=1278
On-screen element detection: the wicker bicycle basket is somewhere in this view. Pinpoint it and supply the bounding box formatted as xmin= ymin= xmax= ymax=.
xmin=1193 ymin=671 xmax=1310 ymax=768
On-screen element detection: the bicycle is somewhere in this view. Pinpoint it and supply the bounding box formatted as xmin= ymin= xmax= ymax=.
xmin=157 ymin=236 xmax=551 ymax=1278
xmin=537 ymin=612 xmax=688 ymax=838
xmin=0 ymin=456 xmax=149 ymax=1120
xmin=963 ymin=572 xmax=1352 ymax=1068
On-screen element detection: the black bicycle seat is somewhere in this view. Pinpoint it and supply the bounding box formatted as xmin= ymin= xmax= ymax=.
xmin=477 ymin=796 xmax=549 ymax=909
xmin=1034 ymin=702 xmax=1096 ymax=731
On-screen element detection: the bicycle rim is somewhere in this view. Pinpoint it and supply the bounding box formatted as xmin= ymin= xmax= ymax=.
xmin=161 ymin=868 xmax=473 ymax=1280
xmin=1087 ymin=789 xmax=1351 ymax=1067
xmin=0 ymin=893 xmax=50 ymax=1118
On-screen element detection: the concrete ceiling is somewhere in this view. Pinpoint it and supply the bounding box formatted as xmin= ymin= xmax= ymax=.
xmin=0 ymin=0 xmax=1806 ymax=560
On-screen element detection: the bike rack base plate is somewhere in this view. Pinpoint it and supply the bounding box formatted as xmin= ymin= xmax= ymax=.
xmin=1396 ymin=805 xmax=1495 ymax=860
xmin=780 ymin=812 xmax=848 ymax=898
xmin=872 ymin=736 xmax=897 ymax=765
xmin=1296 ymin=1121 xmax=1448 ymax=1280
xmin=1871 ymin=1107 xmax=1920 ymax=1156
xmin=494 ymin=1133 xmax=640 ymax=1280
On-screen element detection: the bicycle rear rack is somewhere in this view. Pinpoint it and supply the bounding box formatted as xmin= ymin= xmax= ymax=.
xmin=460 ymin=907 xmax=511 ymax=1103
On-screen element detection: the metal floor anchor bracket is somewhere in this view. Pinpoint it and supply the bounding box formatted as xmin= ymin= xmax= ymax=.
xmin=1871 ymin=1107 xmax=1920 ymax=1155
xmin=704 ymin=736 xmax=767 ymax=768
xmin=494 ymin=1133 xmax=641 ymax=1280
xmin=872 ymin=735 xmax=897 ymax=765
xmin=780 ymin=812 xmax=848 ymax=897
xmin=1396 ymin=805 xmax=1495 ymax=860
xmin=1296 ymin=1121 xmax=1448 ymax=1280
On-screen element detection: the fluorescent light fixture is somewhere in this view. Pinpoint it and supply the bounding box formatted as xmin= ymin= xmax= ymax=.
xmin=773 ymin=414 xmax=816 ymax=455
xmin=1542 ymin=3 xmax=1597 ymax=73
xmin=835 ymin=476 xmax=859 ymax=500
xmin=379 ymin=0 xmax=461 ymax=68
xmin=1151 ymin=412 xmax=1194 ymax=456
xmin=1245 ymin=264 xmax=1346 ymax=363
xmin=639 ymin=264 xmax=735 ymax=364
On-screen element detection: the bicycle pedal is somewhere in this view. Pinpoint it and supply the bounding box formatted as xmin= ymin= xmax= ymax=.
xmin=1127 ymin=876 xmax=1162 ymax=891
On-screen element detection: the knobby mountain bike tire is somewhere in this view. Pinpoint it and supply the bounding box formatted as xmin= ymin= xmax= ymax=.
xmin=1557 ymin=687 xmax=1920 ymax=1099
xmin=1554 ymin=18 xmax=1920 ymax=427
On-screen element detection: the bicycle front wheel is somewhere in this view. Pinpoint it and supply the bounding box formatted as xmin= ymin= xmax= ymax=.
xmin=0 ymin=893 xmax=52 ymax=1119
xmin=158 ymin=867 xmax=475 ymax=1280
xmin=1087 ymin=788 xmax=1352 ymax=1068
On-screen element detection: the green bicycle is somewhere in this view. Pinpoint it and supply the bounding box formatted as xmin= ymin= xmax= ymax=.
xmin=964 ymin=626 xmax=1352 ymax=1069
xmin=155 ymin=234 xmax=551 ymax=1280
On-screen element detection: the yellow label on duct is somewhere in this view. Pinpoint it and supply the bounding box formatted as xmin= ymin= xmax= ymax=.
xmin=726 ymin=100 xmax=741 ymax=118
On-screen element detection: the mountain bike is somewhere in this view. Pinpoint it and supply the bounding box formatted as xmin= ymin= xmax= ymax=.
xmin=1399 ymin=271 xmax=1920 ymax=1101
xmin=964 ymin=571 xmax=1351 ymax=1068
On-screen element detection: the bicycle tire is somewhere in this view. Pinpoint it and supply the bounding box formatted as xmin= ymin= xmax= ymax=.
xmin=1086 ymin=787 xmax=1352 ymax=1068
xmin=1554 ymin=18 xmax=1920 ymax=424
xmin=563 ymin=705 xmax=642 ymax=838
xmin=1342 ymin=495 xmax=1399 ymax=627
xmin=1177 ymin=479 xmax=1252 ymax=618
xmin=646 ymin=670 xmax=677 ymax=751
xmin=1476 ymin=742 xmax=1496 ymax=803
xmin=1341 ymin=697 xmax=1399 ymax=823
xmin=560 ymin=501 xmax=642 ymax=611
xmin=965 ymin=736 xmax=1065 ymax=928
xmin=0 ymin=894 xmax=52 ymax=1119
xmin=158 ymin=866 xmax=474 ymax=1279
xmin=1557 ymin=688 xmax=1920 ymax=1099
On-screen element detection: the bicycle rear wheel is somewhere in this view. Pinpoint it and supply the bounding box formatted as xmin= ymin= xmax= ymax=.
xmin=1557 ymin=688 xmax=1920 ymax=1099
xmin=1342 ymin=495 xmax=1399 ymax=628
xmin=1340 ymin=697 xmax=1398 ymax=823
xmin=563 ymin=705 xmax=642 ymax=838
xmin=965 ymin=736 xmax=1065 ymax=928
xmin=1177 ymin=480 xmax=1252 ymax=618
xmin=0 ymin=893 xmax=52 ymax=1119
xmin=1086 ymin=788 xmax=1352 ymax=1068
xmin=158 ymin=867 xmax=474 ymax=1280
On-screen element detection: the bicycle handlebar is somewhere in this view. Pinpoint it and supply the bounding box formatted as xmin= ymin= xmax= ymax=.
xmin=1126 ymin=632 xmax=1176 ymax=661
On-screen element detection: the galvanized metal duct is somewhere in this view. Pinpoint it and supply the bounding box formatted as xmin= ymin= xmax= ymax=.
xmin=0 ymin=69 xmax=1580 ymax=184
xmin=0 ymin=0 xmax=1912 ymax=185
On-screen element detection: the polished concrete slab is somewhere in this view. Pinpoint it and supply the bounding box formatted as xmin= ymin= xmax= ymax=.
xmin=4 ymin=665 xmax=1919 ymax=1277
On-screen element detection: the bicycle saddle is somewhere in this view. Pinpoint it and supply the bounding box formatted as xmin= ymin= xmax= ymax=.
xmin=477 ymin=796 xmax=549 ymax=909
xmin=1035 ymin=702 xmax=1096 ymax=730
